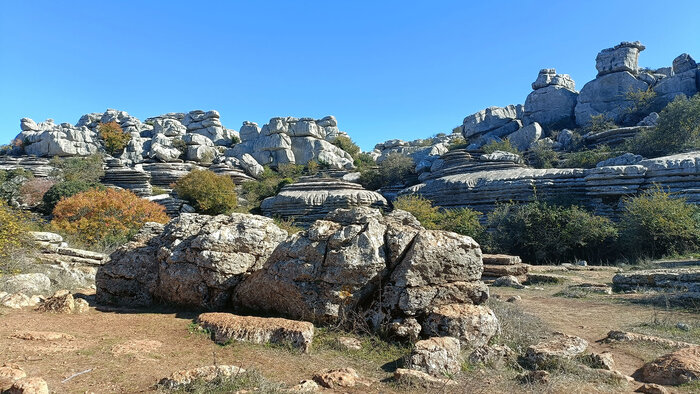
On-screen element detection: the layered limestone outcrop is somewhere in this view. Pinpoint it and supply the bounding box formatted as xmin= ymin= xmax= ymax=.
xmin=260 ymin=177 xmax=388 ymax=223
xmin=404 ymin=151 xmax=700 ymax=219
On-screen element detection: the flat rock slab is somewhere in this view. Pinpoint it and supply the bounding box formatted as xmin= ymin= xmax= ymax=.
xmin=525 ymin=332 xmax=588 ymax=367
xmin=482 ymin=254 xmax=522 ymax=266
xmin=158 ymin=365 xmax=246 ymax=389
xmin=197 ymin=312 xmax=314 ymax=353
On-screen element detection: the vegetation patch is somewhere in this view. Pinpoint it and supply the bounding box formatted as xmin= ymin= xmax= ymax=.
xmin=173 ymin=170 xmax=238 ymax=215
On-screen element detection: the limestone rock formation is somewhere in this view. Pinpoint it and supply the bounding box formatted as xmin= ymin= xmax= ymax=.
xmin=636 ymin=346 xmax=700 ymax=386
xmin=260 ymin=177 xmax=388 ymax=224
xmin=525 ymin=333 xmax=589 ymax=367
xmin=406 ymin=337 xmax=462 ymax=377
xmin=18 ymin=118 xmax=101 ymax=157
xmin=595 ymin=41 xmax=646 ymax=76
xmin=523 ymin=69 xmax=578 ymax=131
xmin=158 ymin=365 xmax=246 ymax=390
xmin=96 ymin=214 xmax=288 ymax=309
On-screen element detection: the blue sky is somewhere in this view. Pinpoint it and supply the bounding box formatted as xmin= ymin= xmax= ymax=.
xmin=1 ymin=1 xmax=699 ymax=151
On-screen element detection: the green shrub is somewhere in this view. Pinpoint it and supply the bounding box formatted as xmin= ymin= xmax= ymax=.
xmin=0 ymin=200 xmax=31 ymax=267
xmin=276 ymin=163 xmax=304 ymax=179
xmin=98 ymin=121 xmax=131 ymax=156
xmin=626 ymin=94 xmax=700 ymax=157
xmin=559 ymin=146 xmax=615 ymax=169
xmin=626 ymin=87 xmax=657 ymax=115
xmin=585 ymin=114 xmax=617 ymax=133
xmin=618 ymin=188 xmax=700 ymax=258
xmin=332 ymin=135 xmax=361 ymax=158
xmin=50 ymin=154 xmax=104 ymax=183
xmin=393 ymin=195 xmax=483 ymax=239
xmin=171 ymin=138 xmax=187 ymax=158
xmin=0 ymin=168 xmax=33 ymax=207
xmin=42 ymin=180 xmax=104 ymax=215
xmin=528 ymin=144 xmax=558 ymax=168
xmin=359 ymin=153 xmax=415 ymax=190
xmin=239 ymin=166 xmax=303 ymax=213
xmin=151 ymin=186 xmax=169 ymax=196
xmin=353 ymin=152 xmax=376 ymax=170
xmin=447 ymin=136 xmax=467 ymax=151
xmin=482 ymin=139 xmax=520 ymax=155
xmin=173 ymin=170 xmax=237 ymax=215
xmin=487 ymin=201 xmax=618 ymax=264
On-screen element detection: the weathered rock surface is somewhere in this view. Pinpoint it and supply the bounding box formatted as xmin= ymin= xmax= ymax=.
xmin=96 ymin=214 xmax=287 ymax=309
xmin=260 ymin=177 xmax=388 ymax=224
xmin=393 ymin=368 xmax=457 ymax=387
xmin=6 ymin=376 xmax=49 ymax=394
xmin=636 ymin=346 xmax=700 ymax=386
xmin=158 ymin=365 xmax=246 ymax=389
xmin=312 ymin=367 xmax=368 ymax=389
xmin=525 ymin=333 xmax=588 ymax=367
xmin=613 ymin=268 xmax=700 ymax=297
xmin=523 ymin=69 xmax=578 ymax=131
xmin=406 ymin=337 xmax=462 ymax=377
xmin=422 ymin=304 xmax=499 ymax=347
xmin=197 ymin=312 xmax=315 ymax=353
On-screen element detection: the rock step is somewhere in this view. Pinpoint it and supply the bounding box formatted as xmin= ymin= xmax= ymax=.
xmin=197 ymin=312 xmax=315 ymax=353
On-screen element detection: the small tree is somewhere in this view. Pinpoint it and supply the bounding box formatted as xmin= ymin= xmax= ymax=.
xmin=173 ymin=170 xmax=238 ymax=215
xmin=50 ymin=154 xmax=105 ymax=183
xmin=482 ymin=139 xmax=520 ymax=155
xmin=51 ymin=188 xmax=169 ymax=249
xmin=98 ymin=121 xmax=131 ymax=156
xmin=618 ymin=188 xmax=700 ymax=258
xmin=0 ymin=200 xmax=30 ymax=260
xmin=393 ymin=195 xmax=483 ymax=240
xmin=332 ymin=135 xmax=361 ymax=158
xmin=42 ymin=180 xmax=104 ymax=214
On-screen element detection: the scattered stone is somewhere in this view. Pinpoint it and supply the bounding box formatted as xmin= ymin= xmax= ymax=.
xmin=0 ymin=364 xmax=26 ymax=392
xmin=506 ymin=296 xmax=521 ymax=303
xmin=35 ymin=291 xmax=83 ymax=314
xmin=585 ymin=351 xmax=616 ymax=370
xmin=1 ymin=293 xmax=34 ymax=309
xmin=677 ymin=323 xmax=691 ymax=332
xmin=605 ymin=330 xmax=695 ymax=349
xmin=635 ymin=383 xmax=669 ymax=394
xmin=393 ymin=368 xmax=457 ymax=387
xmin=492 ymin=275 xmax=524 ymax=289
xmin=197 ymin=312 xmax=315 ymax=353
xmin=158 ymin=365 xmax=246 ymax=389
xmin=407 ymin=337 xmax=461 ymax=377
xmin=335 ymin=337 xmax=362 ymax=351
xmin=312 ymin=367 xmax=367 ymax=389
xmin=388 ymin=318 xmax=422 ymax=341
xmin=291 ymin=379 xmax=320 ymax=392
xmin=11 ymin=331 xmax=75 ymax=341
xmin=636 ymin=346 xmax=700 ymax=386
xmin=7 ymin=377 xmax=49 ymax=394
xmin=566 ymin=283 xmax=613 ymax=295
xmin=525 ymin=333 xmax=588 ymax=367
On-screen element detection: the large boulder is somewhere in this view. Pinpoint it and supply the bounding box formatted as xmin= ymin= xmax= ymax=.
xmin=636 ymin=346 xmax=700 ymax=386
xmin=462 ymin=105 xmax=523 ymax=140
xmin=575 ymin=71 xmax=649 ymax=126
xmin=96 ymin=215 xmax=288 ymax=309
xmin=507 ymin=122 xmax=542 ymax=151
xmin=523 ymin=69 xmax=578 ymax=131
xmin=595 ymin=41 xmax=645 ymax=76
xmin=17 ymin=119 xmax=101 ymax=157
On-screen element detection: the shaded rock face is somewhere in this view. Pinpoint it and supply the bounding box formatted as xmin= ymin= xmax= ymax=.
xmin=575 ymin=71 xmax=649 ymax=126
xmin=595 ymin=41 xmax=645 ymax=76
xmin=96 ymin=215 xmax=288 ymax=309
xmin=523 ymin=69 xmax=578 ymax=131
xmin=260 ymin=177 xmax=388 ymax=224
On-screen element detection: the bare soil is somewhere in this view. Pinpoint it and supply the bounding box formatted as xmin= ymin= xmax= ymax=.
xmin=1 ymin=262 xmax=698 ymax=393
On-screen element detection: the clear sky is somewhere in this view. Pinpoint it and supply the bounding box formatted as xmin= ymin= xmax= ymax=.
xmin=1 ymin=1 xmax=699 ymax=151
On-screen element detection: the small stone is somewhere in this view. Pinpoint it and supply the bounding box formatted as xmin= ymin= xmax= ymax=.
xmin=525 ymin=333 xmax=588 ymax=367
xmin=492 ymin=275 xmax=524 ymax=289
xmin=587 ymin=351 xmax=616 ymax=370
xmin=7 ymin=377 xmax=49 ymax=394
xmin=676 ymin=323 xmax=691 ymax=332
xmin=520 ymin=370 xmax=550 ymax=384
xmin=11 ymin=331 xmax=75 ymax=341
xmin=74 ymin=298 xmax=90 ymax=313
xmin=312 ymin=367 xmax=366 ymax=389
xmin=0 ymin=364 xmax=26 ymax=392
xmin=506 ymin=296 xmax=521 ymax=303
xmin=158 ymin=365 xmax=246 ymax=389
xmin=291 ymin=379 xmax=320 ymax=392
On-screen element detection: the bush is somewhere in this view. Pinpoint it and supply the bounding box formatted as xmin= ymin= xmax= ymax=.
xmin=626 ymin=87 xmax=657 ymax=115
xmin=173 ymin=170 xmax=237 ymax=215
xmin=487 ymin=201 xmax=618 ymax=264
xmin=0 ymin=168 xmax=33 ymax=207
xmin=0 ymin=200 xmax=30 ymax=262
xmin=332 ymin=135 xmax=361 ymax=158
xmin=559 ymin=146 xmax=615 ymax=169
xmin=20 ymin=178 xmax=56 ymax=207
xmin=98 ymin=121 xmax=131 ymax=156
xmin=359 ymin=153 xmax=415 ymax=190
xmin=528 ymin=144 xmax=558 ymax=168
xmin=482 ymin=139 xmax=520 ymax=155
xmin=618 ymin=189 xmax=700 ymax=258
xmin=50 ymin=154 xmax=104 ymax=183
xmin=42 ymin=180 xmax=104 ymax=215
xmin=51 ymin=188 xmax=169 ymax=248
xmin=585 ymin=114 xmax=617 ymax=134
xmin=393 ymin=195 xmax=483 ymax=240
xmin=447 ymin=136 xmax=467 ymax=151
xmin=626 ymin=94 xmax=700 ymax=157
xmin=354 ymin=152 xmax=376 ymax=170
